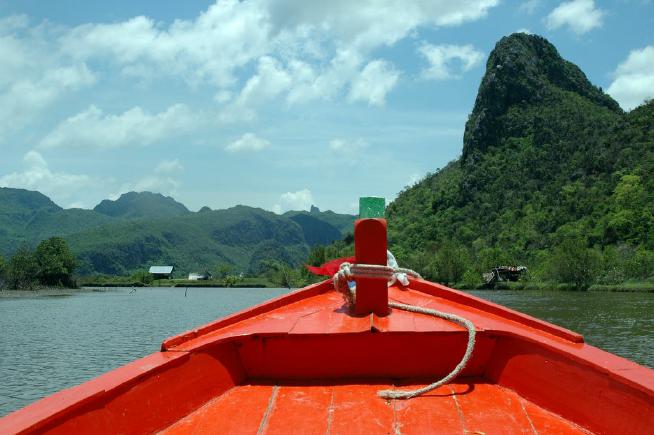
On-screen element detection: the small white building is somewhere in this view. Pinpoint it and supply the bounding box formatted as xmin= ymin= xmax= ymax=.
xmin=188 ymin=271 xmax=212 ymax=281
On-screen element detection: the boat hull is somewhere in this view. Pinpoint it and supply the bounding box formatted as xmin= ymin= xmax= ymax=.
xmin=1 ymin=279 xmax=653 ymax=434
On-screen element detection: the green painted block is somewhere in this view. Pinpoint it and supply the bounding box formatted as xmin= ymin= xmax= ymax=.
xmin=359 ymin=197 xmax=385 ymax=218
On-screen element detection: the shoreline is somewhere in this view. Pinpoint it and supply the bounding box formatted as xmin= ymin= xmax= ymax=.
xmin=0 ymin=288 xmax=97 ymax=298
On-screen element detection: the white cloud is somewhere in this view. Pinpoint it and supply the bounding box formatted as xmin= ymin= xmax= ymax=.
xmin=0 ymin=16 xmax=97 ymax=140
xmin=236 ymin=56 xmax=293 ymax=107
xmin=516 ymin=28 xmax=533 ymax=34
xmin=0 ymin=63 xmax=96 ymax=139
xmin=61 ymin=0 xmax=499 ymax=77
xmin=0 ymin=1 xmax=503 ymax=137
xmin=418 ymin=43 xmax=485 ymax=80
xmin=214 ymin=90 xmax=233 ymax=103
xmin=408 ymin=173 xmax=422 ymax=185
xmin=225 ymin=132 xmax=270 ymax=153
xmin=221 ymin=56 xmax=294 ymax=121
xmin=607 ymin=45 xmax=654 ymax=111
xmin=348 ymin=60 xmax=400 ymax=106
xmin=285 ymin=49 xmax=363 ymax=105
xmin=545 ymin=0 xmax=604 ymax=34
xmin=59 ymin=1 xmax=498 ymax=110
xmin=132 ymin=176 xmax=180 ymax=196
xmin=61 ymin=4 xmax=272 ymax=88
xmin=266 ymin=1 xmax=500 ymax=51
xmin=520 ymin=0 xmax=542 ymax=15
xmin=329 ymin=138 xmax=368 ymax=153
xmin=155 ymin=159 xmax=184 ymax=174
xmin=111 ymin=161 xmax=185 ymax=199
xmin=272 ymin=188 xmax=314 ymax=214
xmin=39 ymin=104 xmax=198 ymax=149
xmin=0 ymin=151 xmax=93 ymax=205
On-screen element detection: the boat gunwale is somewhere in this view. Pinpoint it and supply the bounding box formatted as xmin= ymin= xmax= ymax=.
xmin=161 ymin=280 xmax=333 ymax=350
xmin=163 ymin=278 xmax=583 ymax=352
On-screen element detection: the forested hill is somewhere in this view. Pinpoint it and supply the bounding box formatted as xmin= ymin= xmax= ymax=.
xmin=386 ymin=33 xmax=654 ymax=287
xmin=0 ymin=188 xmax=355 ymax=276
xmin=94 ymin=192 xmax=190 ymax=219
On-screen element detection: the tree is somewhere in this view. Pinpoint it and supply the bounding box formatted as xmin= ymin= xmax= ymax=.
xmin=547 ymin=237 xmax=600 ymax=290
xmin=130 ymin=269 xmax=153 ymax=285
xmin=434 ymin=241 xmax=470 ymax=284
xmin=34 ymin=237 xmax=77 ymax=287
xmin=260 ymin=260 xmax=295 ymax=288
xmin=0 ymin=255 xmax=6 ymax=289
xmin=306 ymin=246 xmax=326 ymax=267
xmin=7 ymin=246 xmax=39 ymax=290
xmin=215 ymin=263 xmax=233 ymax=279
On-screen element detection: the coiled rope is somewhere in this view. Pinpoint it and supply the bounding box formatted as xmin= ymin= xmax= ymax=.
xmin=332 ymin=255 xmax=476 ymax=400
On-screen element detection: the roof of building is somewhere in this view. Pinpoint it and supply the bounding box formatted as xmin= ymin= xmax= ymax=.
xmin=149 ymin=266 xmax=174 ymax=274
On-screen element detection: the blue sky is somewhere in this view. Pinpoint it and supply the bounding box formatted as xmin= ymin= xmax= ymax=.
xmin=0 ymin=0 xmax=652 ymax=213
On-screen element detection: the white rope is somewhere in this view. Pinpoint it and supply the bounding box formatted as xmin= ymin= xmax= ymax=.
xmin=377 ymin=302 xmax=476 ymax=400
xmin=332 ymin=257 xmax=475 ymax=400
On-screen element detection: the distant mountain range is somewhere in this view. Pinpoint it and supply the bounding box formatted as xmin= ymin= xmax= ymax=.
xmin=0 ymin=188 xmax=355 ymax=276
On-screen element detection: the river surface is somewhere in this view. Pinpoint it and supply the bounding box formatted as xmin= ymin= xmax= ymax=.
xmin=0 ymin=287 xmax=652 ymax=417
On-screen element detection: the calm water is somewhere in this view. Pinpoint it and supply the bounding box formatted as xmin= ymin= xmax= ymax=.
xmin=1 ymin=287 xmax=652 ymax=416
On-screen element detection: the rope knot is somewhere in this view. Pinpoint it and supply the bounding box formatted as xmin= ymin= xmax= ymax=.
xmin=332 ymin=252 xmax=423 ymax=307
xmin=330 ymin=252 xmax=475 ymax=401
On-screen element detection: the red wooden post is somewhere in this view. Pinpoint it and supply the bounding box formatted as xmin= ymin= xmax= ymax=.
xmin=354 ymin=218 xmax=388 ymax=316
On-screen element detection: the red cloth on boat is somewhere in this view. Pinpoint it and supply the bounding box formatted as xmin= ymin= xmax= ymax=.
xmin=305 ymin=256 xmax=355 ymax=276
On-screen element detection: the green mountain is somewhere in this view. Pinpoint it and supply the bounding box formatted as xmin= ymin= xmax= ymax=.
xmin=0 ymin=188 xmax=113 ymax=255
xmin=0 ymin=188 xmax=355 ymax=276
xmin=284 ymin=205 xmax=355 ymax=243
xmin=94 ymin=191 xmax=190 ymax=219
xmin=67 ymin=205 xmax=310 ymax=275
xmin=385 ymin=33 xmax=654 ymax=286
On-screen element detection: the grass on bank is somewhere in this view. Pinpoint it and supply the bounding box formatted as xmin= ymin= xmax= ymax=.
xmin=78 ymin=275 xmax=279 ymax=288
xmin=454 ymin=280 xmax=654 ymax=292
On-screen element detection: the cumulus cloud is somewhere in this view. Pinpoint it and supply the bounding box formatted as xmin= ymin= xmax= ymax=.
xmin=0 ymin=150 xmax=93 ymax=205
xmin=0 ymin=63 xmax=96 ymax=139
xmin=0 ymin=0 xmax=507 ymax=142
xmin=61 ymin=1 xmax=500 ymax=76
xmin=0 ymin=1 xmax=504 ymax=136
xmin=0 ymin=16 xmax=97 ymax=140
xmin=131 ymin=176 xmax=180 ymax=197
xmin=266 ymin=1 xmax=500 ymax=51
xmin=408 ymin=173 xmax=422 ymax=186
xmin=272 ymin=188 xmax=314 ymax=214
xmin=284 ymin=49 xmax=363 ymax=105
xmin=520 ymin=0 xmax=542 ymax=15
xmin=221 ymin=56 xmax=293 ymax=121
xmin=607 ymin=46 xmax=654 ymax=111
xmin=348 ymin=60 xmax=400 ymax=106
xmin=155 ymin=159 xmax=184 ymax=174
xmin=61 ymin=4 xmax=271 ymax=89
xmin=59 ymin=1 xmax=497 ymax=110
xmin=545 ymin=0 xmax=604 ymax=34
xmin=39 ymin=104 xmax=198 ymax=149
xmin=237 ymin=56 xmax=293 ymax=107
xmin=225 ymin=133 xmax=270 ymax=152
xmin=329 ymin=138 xmax=368 ymax=153
xmin=418 ymin=43 xmax=485 ymax=80
xmin=110 ymin=160 xmax=185 ymax=199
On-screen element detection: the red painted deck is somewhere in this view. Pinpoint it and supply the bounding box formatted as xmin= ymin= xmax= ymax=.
xmin=160 ymin=381 xmax=589 ymax=435
xmin=2 ymin=279 xmax=653 ymax=434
